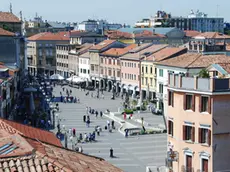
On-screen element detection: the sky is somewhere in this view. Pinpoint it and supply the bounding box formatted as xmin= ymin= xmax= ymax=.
xmin=1 ymin=0 xmax=229 ymax=25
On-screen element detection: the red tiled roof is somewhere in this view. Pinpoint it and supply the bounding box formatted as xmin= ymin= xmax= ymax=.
xmin=101 ymin=44 xmax=137 ymax=56
xmin=135 ymin=30 xmax=165 ymax=38
xmin=0 ymin=118 xmax=62 ymax=147
xmin=147 ymin=47 xmax=187 ymax=61
xmin=0 ymin=28 xmax=14 ymax=36
xmin=106 ymin=30 xmax=133 ymax=39
xmin=90 ymin=40 xmax=116 ymax=50
xmin=184 ymin=30 xmax=200 ymax=37
xmin=28 ymin=32 xmax=70 ymax=41
xmin=0 ymin=132 xmax=123 ymax=172
xmin=157 ymin=53 xmax=230 ymax=68
xmin=0 ymin=12 xmax=20 ymax=23
xmin=193 ymin=32 xmax=230 ymax=39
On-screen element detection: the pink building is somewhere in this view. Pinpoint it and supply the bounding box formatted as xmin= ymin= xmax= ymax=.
xmin=100 ymin=44 xmax=136 ymax=92
xmin=120 ymin=43 xmax=167 ymax=96
xmin=167 ymin=73 xmax=230 ymax=172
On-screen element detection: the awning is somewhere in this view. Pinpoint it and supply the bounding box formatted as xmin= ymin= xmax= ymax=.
xmin=50 ymin=74 xmax=64 ymax=80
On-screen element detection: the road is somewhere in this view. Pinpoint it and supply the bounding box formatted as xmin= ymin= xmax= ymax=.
xmin=52 ymin=85 xmax=167 ymax=172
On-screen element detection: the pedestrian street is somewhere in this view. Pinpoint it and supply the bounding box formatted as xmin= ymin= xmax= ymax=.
xmin=52 ymin=85 xmax=167 ymax=172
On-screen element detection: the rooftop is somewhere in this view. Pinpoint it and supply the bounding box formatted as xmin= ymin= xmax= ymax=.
xmin=28 ymin=32 xmax=70 ymax=41
xmin=135 ymin=30 xmax=166 ymax=38
xmin=193 ymin=32 xmax=230 ymax=39
xmin=101 ymin=44 xmax=137 ymax=57
xmin=147 ymin=47 xmax=187 ymax=61
xmin=0 ymin=130 xmax=123 ymax=172
xmin=168 ymin=73 xmax=230 ymax=93
xmin=0 ymin=12 xmax=20 ymax=23
xmin=0 ymin=28 xmax=14 ymax=36
xmin=184 ymin=30 xmax=200 ymax=37
xmin=70 ymin=31 xmax=105 ymax=38
xmin=156 ymin=53 xmax=230 ymax=68
xmin=0 ymin=118 xmax=62 ymax=147
xmin=105 ymin=30 xmax=133 ymax=39
xmin=118 ymin=27 xmax=176 ymax=35
xmin=90 ymin=40 xmax=116 ymax=51
xmin=121 ymin=44 xmax=168 ymax=60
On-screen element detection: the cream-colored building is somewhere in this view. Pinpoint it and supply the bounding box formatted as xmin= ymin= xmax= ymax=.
xmin=167 ymin=73 xmax=230 ymax=172
xmin=27 ymin=32 xmax=69 ymax=76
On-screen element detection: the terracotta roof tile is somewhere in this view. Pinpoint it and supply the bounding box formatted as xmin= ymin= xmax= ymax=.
xmin=0 ymin=12 xmax=20 ymax=23
xmin=121 ymin=44 xmax=168 ymax=60
xmin=101 ymin=44 xmax=137 ymax=56
xmin=28 ymin=32 xmax=70 ymax=41
xmin=105 ymin=30 xmax=133 ymax=39
xmin=184 ymin=30 xmax=200 ymax=37
xmin=193 ymin=32 xmax=230 ymax=39
xmin=147 ymin=47 xmax=187 ymax=61
xmin=135 ymin=30 xmax=165 ymax=38
xmin=90 ymin=40 xmax=116 ymax=50
xmin=157 ymin=53 xmax=230 ymax=68
xmin=0 ymin=28 xmax=14 ymax=36
xmin=0 ymin=119 xmax=62 ymax=147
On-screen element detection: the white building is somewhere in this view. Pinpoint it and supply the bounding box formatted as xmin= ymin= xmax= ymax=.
xmin=78 ymin=52 xmax=91 ymax=81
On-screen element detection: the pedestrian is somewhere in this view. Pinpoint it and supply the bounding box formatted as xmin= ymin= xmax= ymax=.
xmin=110 ymin=148 xmax=113 ymax=158
xmin=64 ymin=97 xmax=67 ymax=103
xmin=79 ymin=133 xmax=83 ymax=141
xmin=95 ymin=111 xmax=98 ymax=117
xmin=86 ymin=119 xmax=90 ymax=127
xmin=73 ymin=128 xmax=76 ymax=137
xmin=107 ymin=120 xmax=110 ymax=127
xmin=62 ymin=87 xmax=65 ymax=91
xmin=60 ymin=91 xmax=62 ymax=95
xmin=91 ymin=92 xmax=93 ymax=98
xmin=97 ymin=127 xmax=100 ymax=136
xmin=78 ymin=98 xmax=80 ymax=103
xmin=102 ymin=94 xmax=104 ymax=99
xmin=79 ymin=146 xmax=83 ymax=153
xmin=100 ymin=111 xmax=103 ymax=118
xmin=83 ymin=115 xmax=86 ymax=122
xmin=70 ymin=89 xmax=72 ymax=94
xmin=125 ymin=129 xmax=128 ymax=138
xmin=124 ymin=113 xmax=127 ymax=120
xmin=111 ymin=120 xmax=115 ymax=129
xmin=87 ymin=115 xmax=90 ymax=121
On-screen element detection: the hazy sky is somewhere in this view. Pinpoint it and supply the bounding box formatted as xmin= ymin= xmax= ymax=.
xmin=1 ymin=0 xmax=229 ymax=25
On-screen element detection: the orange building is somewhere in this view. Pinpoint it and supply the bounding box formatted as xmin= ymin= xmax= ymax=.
xmin=167 ymin=73 xmax=230 ymax=172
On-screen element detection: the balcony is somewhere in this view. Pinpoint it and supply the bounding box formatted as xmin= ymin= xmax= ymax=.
xmin=168 ymin=73 xmax=230 ymax=93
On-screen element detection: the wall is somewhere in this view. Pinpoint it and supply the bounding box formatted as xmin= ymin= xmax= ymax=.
xmin=212 ymin=95 xmax=230 ymax=171
xmin=79 ymin=57 xmax=90 ymax=78
xmin=121 ymin=59 xmax=139 ymax=86
xmin=141 ymin=61 xmax=155 ymax=92
xmin=168 ymin=91 xmax=213 ymax=172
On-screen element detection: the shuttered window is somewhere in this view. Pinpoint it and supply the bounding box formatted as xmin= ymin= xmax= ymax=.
xmin=199 ymin=128 xmax=211 ymax=146
xmin=168 ymin=91 xmax=174 ymax=107
xmin=168 ymin=120 xmax=174 ymax=136
xmin=183 ymin=125 xmax=195 ymax=142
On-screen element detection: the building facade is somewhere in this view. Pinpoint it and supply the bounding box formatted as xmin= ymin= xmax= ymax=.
xmin=167 ymin=73 xmax=230 ymax=172
xmin=27 ymin=32 xmax=70 ymax=76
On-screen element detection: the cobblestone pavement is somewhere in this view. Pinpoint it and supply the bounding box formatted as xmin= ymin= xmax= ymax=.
xmin=52 ymin=85 xmax=167 ymax=172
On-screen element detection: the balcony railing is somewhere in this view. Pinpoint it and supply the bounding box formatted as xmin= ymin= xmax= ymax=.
xmin=168 ymin=73 xmax=230 ymax=92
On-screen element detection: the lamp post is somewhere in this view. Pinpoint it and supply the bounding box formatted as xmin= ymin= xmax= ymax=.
xmin=138 ymin=41 xmax=143 ymax=107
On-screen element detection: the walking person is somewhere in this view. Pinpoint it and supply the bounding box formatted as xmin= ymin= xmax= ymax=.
xmin=111 ymin=120 xmax=115 ymax=129
xmin=100 ymin=111 xmax=103 ymax=118
xmin=102 ymin=94 xmax=104 ymax=99
xmin=95 ymin=111 xmax=98 ymax=117
xmin=83 ymin=115 xmax=86 ymax=122
xmin=86 ymin=119 xmax=90 ymax=128
xmin=86 ymin=107 xmax=88 ymax=114
xmin=110 ymin=148 xmax=113 ymax=158
xmin=73 ymin=128 xmax=76 ymax=137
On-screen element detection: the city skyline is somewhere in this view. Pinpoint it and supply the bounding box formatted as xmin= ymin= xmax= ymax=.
xmin=1 ymin=0 xmax=229 ymax=25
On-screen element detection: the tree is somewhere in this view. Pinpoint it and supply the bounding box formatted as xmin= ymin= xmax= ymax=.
xmin=198 ymin=69 xmax=209 ymax=78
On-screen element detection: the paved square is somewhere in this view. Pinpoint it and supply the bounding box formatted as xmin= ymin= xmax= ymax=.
xmin=52 ymin=85 xmax=167 ymax=172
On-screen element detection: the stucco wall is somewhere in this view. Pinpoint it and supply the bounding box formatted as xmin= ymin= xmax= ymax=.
xmin=121 ymin=59 xmax=139 ymax=86
xmin=168 ymin=91 xmax=212 ymax=172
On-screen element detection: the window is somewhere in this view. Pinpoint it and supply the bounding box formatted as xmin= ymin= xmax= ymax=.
xmin=201 ymin=159 xmax=208 ymax=172
xmin=184 ymin=95 xmax=195 ymax=110
xmin=117 ymin=60 xmax=120 ymax=66
xmin=117 ymin=71 xmax=120 ymax=77
xmin=109 ymin=59 xmax=111 ymax=65
xmin=134 ymin=75 xmax=136 ymax=80
xmin=201 ymin=96 xmax=209 ymax=112
xmin=134 ymin=63 xmax=136 ymax=68
xmin=145 ymin=66 xmax=148 ymax=73
xmin=199 ymin=128 xmax=211 ymax=145
xmin=125 ymin=73 xmax=127 ymax=79
xmin=145 ymin=78 xmax=148 ymax=85
xmin=39 ymin=49 xmax=42 ymax=56
xmin=142 ymin=77 xmax=144 ymax=84
xmin=150 ymin=78 xmax=153 ymax=86
xmin=121 ymin=62 xmax=123 ymax=66
xmin=168 ymin=120 xmax=174 ymax=136
xmin=121 ymin=73 xmax=123 ymax=78
xmin=150 ymin=66 xmax=153 ymax=74
xmin=159 ymin=69 xmax=163 ymax=77
xmin=168 ymin=91 xmax=174 ymax=107
xmin=159 ymin=84 xmax=163 ymax=93
xmin=155 ymin=68 xmax=157 ymax=75
xmin=183 ymin=125 xmax=195 ymax=142
xmin=91 ymin=65 xmax=94 ymax=71
xmin=101 ymin=58 xmax=103 ymax=64
xmin=142 ymin=66 xmax=144 ymax=73
xmin=185 ymin=155 xmax=193 ymax=172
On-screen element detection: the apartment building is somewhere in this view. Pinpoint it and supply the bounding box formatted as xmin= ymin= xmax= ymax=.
xmin=120 ymin=43 xmax=167 ymax=97
xmin=27 ymin=32 xmax=69 ymax=76
xmin=56 ymin=44 xmax=76 ymax=78
xmin=167 ymin=73 xmax=230 ymax=172
xmin=99 ymin=44 xmax=137 ymax=92
xmin=155 ymin=54 xmax=230 ymax=116
xmin=89 ymin=40 xmax=126 ymax=88
xmin=141 ymin=47 xmax=187 ymax=100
